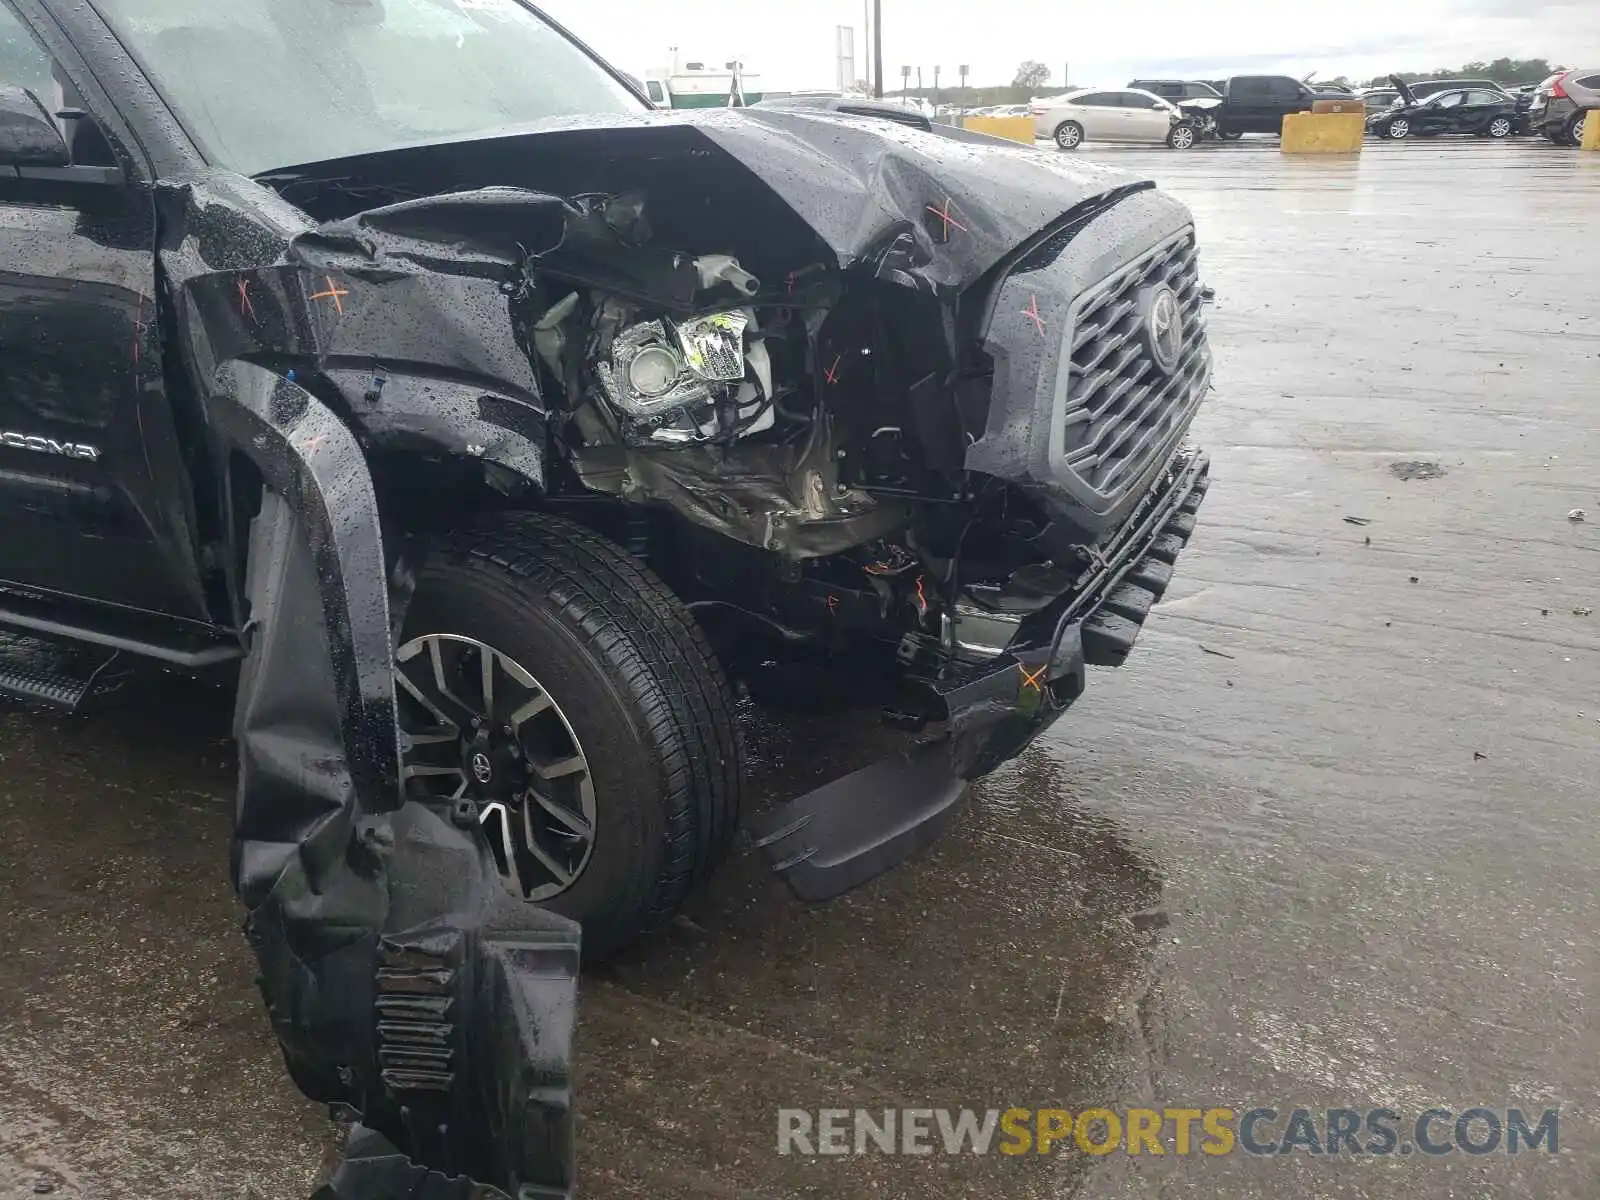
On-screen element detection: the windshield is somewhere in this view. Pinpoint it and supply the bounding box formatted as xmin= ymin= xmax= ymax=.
xmin=89 ymin=0 xmax=646 ymax=175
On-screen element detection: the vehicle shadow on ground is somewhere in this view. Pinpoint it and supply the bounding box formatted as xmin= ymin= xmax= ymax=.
xmin=580 ymin=706 xmax=1174 ymax=1197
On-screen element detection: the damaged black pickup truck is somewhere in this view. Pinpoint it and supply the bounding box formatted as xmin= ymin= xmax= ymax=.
xmin=0 ymin=0 xmax=1211 ymax=1193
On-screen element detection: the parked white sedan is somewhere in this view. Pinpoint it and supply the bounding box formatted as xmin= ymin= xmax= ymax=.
xmin=1032 ymin=88 xmax=1198 ymax=150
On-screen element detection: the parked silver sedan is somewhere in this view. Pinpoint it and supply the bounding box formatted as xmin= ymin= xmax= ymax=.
xmin=1032 ymin=87 xmax=1198 ymax=150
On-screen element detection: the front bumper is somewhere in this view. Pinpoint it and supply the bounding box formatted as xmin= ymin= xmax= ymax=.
xmin=748 ymin=447 xmax=1211 ymax=901
xmin=942 ymin=446 xmax=1210 ymax=778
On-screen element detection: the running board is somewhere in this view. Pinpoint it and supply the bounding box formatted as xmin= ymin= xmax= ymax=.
xmin=0 ymin=593 xmax=241 ymax=668
xmin=0 ymin=630 xmax=130 ymax=712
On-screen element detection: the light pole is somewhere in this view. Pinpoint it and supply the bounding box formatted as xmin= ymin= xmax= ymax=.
xmin=933 ymin=64 xmax=941 ymax=114
xmin=872 ymin=0 xmax=884 ymax=98
xmin=862 ymin=0 xmax=872 ymax=92
xmin=959 ymin=64 xmax=969 ymax=118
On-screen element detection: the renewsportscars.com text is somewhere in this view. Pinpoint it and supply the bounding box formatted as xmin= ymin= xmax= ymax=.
xmin=778 ymin=1106 xmax=1560 ymax=1157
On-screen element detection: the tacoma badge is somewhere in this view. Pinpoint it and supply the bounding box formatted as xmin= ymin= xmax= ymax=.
xmin=0 ymin=432 xmax=101 ymax=461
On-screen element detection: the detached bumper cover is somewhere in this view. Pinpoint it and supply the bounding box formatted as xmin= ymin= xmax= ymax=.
xmin=751 ymin=447 xmax=1210 ymax=901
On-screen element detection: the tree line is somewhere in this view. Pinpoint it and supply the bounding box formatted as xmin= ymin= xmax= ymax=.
xmin=1365 ymin=59 xmax=1563 ymax=87
xmin=1001 ymin=57 xmax=1565 ymax=93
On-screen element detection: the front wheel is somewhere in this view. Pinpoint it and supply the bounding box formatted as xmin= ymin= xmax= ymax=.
xmin=398 ymin=513 xmax=743 ymax=960
xmin=1054 ymin=120 xmax=1084 ymax=150
xmin=1385 ymin=118 xmax=1410 ymax=139
xmin=1166 ymin=123 xmax=1197 ymax=150
xmin=1487 ymin=116 xmax=1513 ymax=139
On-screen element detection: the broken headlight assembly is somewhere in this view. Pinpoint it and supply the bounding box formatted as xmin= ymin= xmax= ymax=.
xmin=595 ymin=310 xmax=773 ymax=444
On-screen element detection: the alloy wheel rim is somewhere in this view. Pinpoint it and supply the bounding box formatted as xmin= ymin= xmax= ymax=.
xmin=1172 ymin=127 xmax=1194 ymax=148
xmin=395 ymin=633 xmax=597 ymax=902
xmin=1491 ymin=119 xmax=1511 ymax=136
xmin=1058 ymin=125 xmax=1080 ymax=147
xmin=1390 ymin=120 xmax=1408 ymax=137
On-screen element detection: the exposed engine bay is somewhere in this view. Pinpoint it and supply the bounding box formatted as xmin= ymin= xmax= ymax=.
xmin=512 ymin=191 xmax=1084 ymax=699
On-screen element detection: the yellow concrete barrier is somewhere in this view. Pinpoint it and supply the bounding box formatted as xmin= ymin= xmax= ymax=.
xmin=962 ymin=115 xmax=1035 ymax=144
xmin=1581 ymin=110 xmax=1600 ymax=151
xmin=1281 ymin=111 xmax=1365 ymax=154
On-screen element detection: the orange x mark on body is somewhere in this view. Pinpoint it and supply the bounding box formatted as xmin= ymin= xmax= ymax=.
xmin=1018 ymin=662 xmax=1050 ymax=694
xmin=1022 ymin=294 xmax=1046 ymax=337
xmin=925 ymin=196 xmax=968 ymax=243
xmin=309 ymin=275 xmax=351 ymax=315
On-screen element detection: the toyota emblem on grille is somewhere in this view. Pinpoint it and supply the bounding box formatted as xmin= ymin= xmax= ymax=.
xmin=1140 ymin=284 xmax=1184 ymax=377
xmin=471 ymin=752 xmax=494 ymax=784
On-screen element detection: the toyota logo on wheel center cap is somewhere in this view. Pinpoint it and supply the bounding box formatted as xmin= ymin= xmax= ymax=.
xmin=470 ymin=752 xmax=494 ymax=784
xmin=1140 ymin=284 xmax=1184 ymax=377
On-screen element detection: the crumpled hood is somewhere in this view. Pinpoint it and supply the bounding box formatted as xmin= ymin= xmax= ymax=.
xmin=266 ymin=107 xmax=1150 ymax=291
xmin=682 ymin=108 xmax=1147 ymax=284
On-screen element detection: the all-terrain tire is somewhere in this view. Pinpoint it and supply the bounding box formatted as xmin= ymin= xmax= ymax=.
xmin=404 ymin=512 xmax=743 ymax=959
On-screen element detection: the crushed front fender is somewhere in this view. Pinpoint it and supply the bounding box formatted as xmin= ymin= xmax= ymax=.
xmin=211 ymin=361 xmax=579 ymax=1197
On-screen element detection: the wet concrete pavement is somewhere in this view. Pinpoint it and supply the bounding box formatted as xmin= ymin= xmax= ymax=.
xmin=3 ymin=139 xmax=1598 ymax=1198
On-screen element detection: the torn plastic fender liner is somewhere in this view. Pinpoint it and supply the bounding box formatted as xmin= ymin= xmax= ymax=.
xmin=212 ymin=361 xmax=400 ymax=831
xmin=211 ymin=361 xmax=578 ymax=1198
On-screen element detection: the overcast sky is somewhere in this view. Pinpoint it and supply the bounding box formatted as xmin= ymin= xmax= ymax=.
xmin=537 ymin=0 xmax=1600 ymax=90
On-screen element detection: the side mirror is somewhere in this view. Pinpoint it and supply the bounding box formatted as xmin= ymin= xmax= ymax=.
xmin=0 ymin=85 xmax=70 ymax=168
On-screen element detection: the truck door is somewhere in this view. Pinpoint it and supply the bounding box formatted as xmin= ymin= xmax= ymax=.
xmin=1225 ymin=77 xmax=1271 ymax=132
xmin=1266 ymin=77 xmax=1308 ymax=132
xmin=0 ymin=6 xmax=209 ymax=621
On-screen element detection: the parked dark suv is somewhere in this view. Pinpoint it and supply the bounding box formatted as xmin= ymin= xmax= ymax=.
xmin=1127 ymin=78 xmax=1223 ymax=102
xmin=0 ymin=0 xmax=1213 ymax=1193
xmin=1528 ymin=69 xmax=1599 ymax=145
xmin=1406 ymin=78 xmax=1512 ymax=99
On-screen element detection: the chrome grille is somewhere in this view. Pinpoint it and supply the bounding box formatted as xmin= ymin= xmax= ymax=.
xmin=1062 ymin=231 xmax=1209 ymax=495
